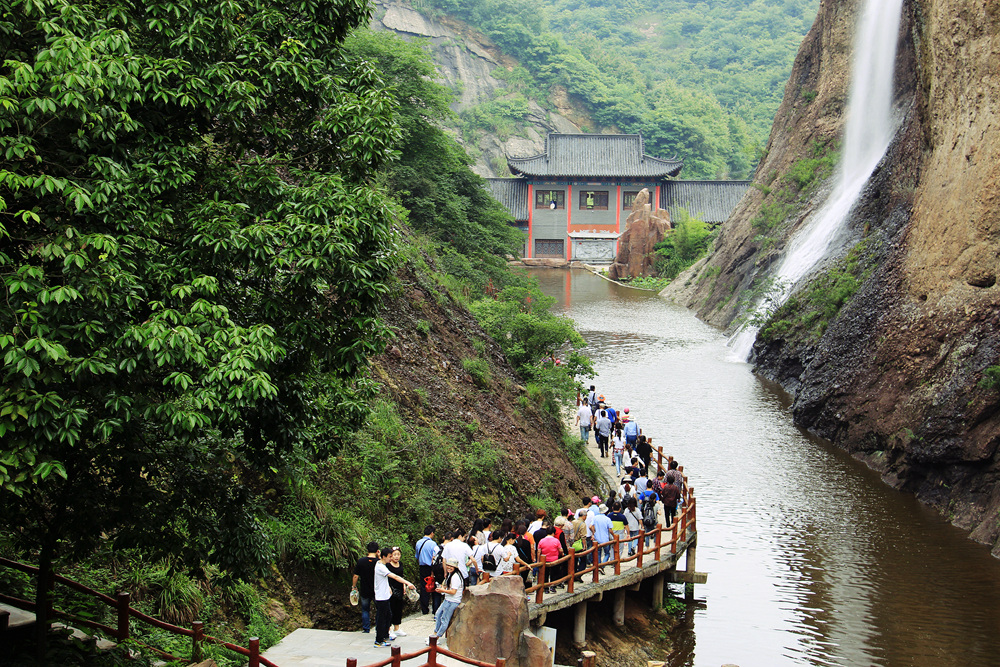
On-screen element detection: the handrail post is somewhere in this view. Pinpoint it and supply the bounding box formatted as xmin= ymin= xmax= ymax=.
xmin=249 ymin=637 xmax=260 ymax=667
xmin=637 ymin=532 xmax=644 ymax=568
xmin=192 ymin=620 xmax=204 ymax=663
xmin=116 ymin=592 xmax=130 ymax=641
xmin=536 ymin=556 xmax=547 ymax=603
xmin=655 ymin=526 xmax=662 ymax=561
xmin=429 ymin=634 xmax=439 ymax=664
xmin=497 ymin=658 xmax=507 ymax=667
xmin=656 ymin=446 xmax=663 ymax=472
xmin=671 ymin=521 xmax=678 ymax=554
xmin=613 ymin=535 xmax=621 ymax=575
xmin=391 ymin=644 xmax=402 ymax=666
xmin=347 ymin=659 xmax=358 ymax=667
xmin=567 ymin=548 xmax=575 ymax=594
xmin=682 ymin=509 xmax=688 ymax=542
xmin=592 ymin=545 xmax=600 ymax=583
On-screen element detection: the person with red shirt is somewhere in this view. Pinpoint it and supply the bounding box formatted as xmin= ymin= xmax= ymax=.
xmin=536 ymin=527 xmax=564 ymax=593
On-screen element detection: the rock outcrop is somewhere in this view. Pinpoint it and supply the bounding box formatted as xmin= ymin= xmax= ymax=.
xmin=608 ymin=189 xmax=672 ymax=280
xmin=446 ymin=576 xmax=552 ymax=667
xmin=371 ymin=1 xmax=590 ymax=178
xmin=663 ymin=0 xmax=1000 ymax=554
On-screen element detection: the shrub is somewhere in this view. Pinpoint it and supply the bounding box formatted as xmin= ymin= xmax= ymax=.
xmin=462 ymin=357 xmax=492 ymax=388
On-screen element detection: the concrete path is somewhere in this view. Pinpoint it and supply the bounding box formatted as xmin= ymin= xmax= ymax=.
xmin=262 ymin=612 xmax=472 ymax=667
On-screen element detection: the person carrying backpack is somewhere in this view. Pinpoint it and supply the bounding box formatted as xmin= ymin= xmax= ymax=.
xmin=415 ymin=526 xmax=439 ymax=614
xmin=641 ymin=495 xmax=659 ymax=548
xmin=587 ymin=385 xmax=599 ymax=416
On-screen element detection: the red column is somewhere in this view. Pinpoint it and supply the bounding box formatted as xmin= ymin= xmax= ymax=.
xmin=566 ymin=184 xmax=573 ymax=260
xmin=615 ymin=184 xmax=622 ymax=254
xmin=527 ymin=183 xmax=534 ymax=259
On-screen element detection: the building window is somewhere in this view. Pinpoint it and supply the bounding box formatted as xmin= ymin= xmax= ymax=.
xmin=535 ymin=190 xmax=565 ymax=209
xmin=579 ymin=191 xmax=609 ymax=210
xmin=534 ymin=239 xmax=565 ymax=258
xmin=622 ymin=191 xmax=640 ymax=209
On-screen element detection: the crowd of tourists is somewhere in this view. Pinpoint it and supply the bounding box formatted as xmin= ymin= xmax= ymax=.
xmin=351 ymin=385 xmax=686 ymax=650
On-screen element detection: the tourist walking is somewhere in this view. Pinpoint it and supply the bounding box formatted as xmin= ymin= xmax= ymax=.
xmin=636 ymin=434 xmax=653 ymax=473
xmin=442 ymin=528 xmax=475 ymax=584
xmin=590 ymin=504 xmax=614 ymax=566
xmin=607 ymin=501 xmax=627 ymax=559
xmin=374 ymin=547 xmax=415 ymax=648
xmin=611 ymin=425 xmax=625 ymax=475
xmin=661 ymin=472 xmax=681 ymax=526
xmin=623 ymin=411 xmax=639 ymax=454
xmin=351 ymin=541 xmax=379 ymax=633
xmin=576 ymin=400 xmax=593 ymax=443
xmin=587 ymin=385 xmax=599 ymax=416
xmin=624 ymin=497 xmax=642 ymax=556
xmin=536 ymin=527 xmax=564 ymax=593
xmin=415 ymin=526 xmax=438 ymax=614
xmin=431 ymin=559 xmax=464 ymax=646
xmin=387 ymin=547 xmax=407 ymax=640
xmin=595 ymin=409 xmax=612 ymax=457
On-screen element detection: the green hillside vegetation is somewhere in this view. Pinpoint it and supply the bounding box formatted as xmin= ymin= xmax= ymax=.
xmin=414 ymin=0 xmax=818 ymax=179
xmin=0 ymin=4 xmax=592 ymax=664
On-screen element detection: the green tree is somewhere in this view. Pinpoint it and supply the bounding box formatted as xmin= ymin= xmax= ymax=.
xmin=345 ymin=29 xmax=523 ymax=293
xmin=0 ymin=0 xmax=399 ymax=651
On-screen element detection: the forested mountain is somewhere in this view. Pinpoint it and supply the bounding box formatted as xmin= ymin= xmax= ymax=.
xmin=409 ymin=0 xmax=818 ymax=178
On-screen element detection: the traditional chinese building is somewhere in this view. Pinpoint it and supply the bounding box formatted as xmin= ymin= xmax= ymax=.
xmin=486 ymin=133 xmax=751 ymax=262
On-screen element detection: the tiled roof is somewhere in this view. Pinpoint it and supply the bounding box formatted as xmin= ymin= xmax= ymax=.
xmin=508 ymin=133 xmax=683 ymax=178
xmin=660 ymin=180 xmax=751 ymax=224
xmin=484 ymin=178 xmax=529 ymax=222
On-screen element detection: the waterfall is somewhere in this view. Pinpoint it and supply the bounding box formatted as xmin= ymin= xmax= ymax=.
xmin=728 ymin=0 xmax=905 ymax=361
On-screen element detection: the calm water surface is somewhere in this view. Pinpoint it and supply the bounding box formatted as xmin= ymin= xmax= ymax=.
xmin=535 ymin=268 xmax=1000 ymax=667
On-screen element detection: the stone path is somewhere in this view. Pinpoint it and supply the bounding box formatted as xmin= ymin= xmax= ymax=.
xmin=261 ymin=612 xmax=473 ymax=667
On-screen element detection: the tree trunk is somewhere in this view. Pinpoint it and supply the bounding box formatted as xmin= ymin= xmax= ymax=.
xmin=34 ymin=539 xmax=55 ymax=661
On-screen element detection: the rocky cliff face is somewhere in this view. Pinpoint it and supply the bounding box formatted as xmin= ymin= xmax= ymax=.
xmin=663 ymin=0 xmax=1000 ymax=554
xmin=371 ymin=2 xmax=588 ymax=177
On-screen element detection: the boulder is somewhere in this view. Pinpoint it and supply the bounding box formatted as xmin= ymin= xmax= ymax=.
xmin=446 ymin=576 xmax=551 ymax=667
xmin=608 ymin=189 xmax=671 ymax=280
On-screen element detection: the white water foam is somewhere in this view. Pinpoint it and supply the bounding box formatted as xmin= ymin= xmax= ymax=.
xmin=728 ymin=0 xmax=905 ymax=361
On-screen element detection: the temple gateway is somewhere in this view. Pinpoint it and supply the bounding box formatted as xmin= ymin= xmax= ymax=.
xmin=486 ymin=133 xmax=751 ymax=262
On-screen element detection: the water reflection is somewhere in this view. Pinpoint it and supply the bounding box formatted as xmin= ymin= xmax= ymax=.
xmin=533 ymin=268 xmax=1000 ymax=667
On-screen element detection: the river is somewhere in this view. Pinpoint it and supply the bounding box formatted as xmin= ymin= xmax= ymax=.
xmin=534 ymin=268 xmax=1000 ymax=667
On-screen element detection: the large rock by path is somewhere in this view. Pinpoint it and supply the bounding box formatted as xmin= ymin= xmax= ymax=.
xmin=608 ymin=189 xmax=671 ymax=280
xmin=446 ymin=576 xmax=552 ymax=667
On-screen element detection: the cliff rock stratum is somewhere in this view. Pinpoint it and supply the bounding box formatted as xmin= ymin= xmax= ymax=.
xmin=663 ymin=0 xmax=1000 ymax=554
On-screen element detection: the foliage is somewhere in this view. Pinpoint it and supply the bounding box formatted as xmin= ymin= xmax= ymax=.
xmin=412 ymin=0 xmax=819 ymax=179
xmin=980 ymin=366 xmax=1000 ymax=391
xmin=759 ymin=240 xmax=871 ymax=342
xmin=654 ymin=209 xmax=715 ymax=280
xmin=662 ymin=596 xmax=685 ymax=615
xmin=462 ymin=357 xmax=493 ymax=388
xmin=345 ymin=30 xmax=524 ymax=295
xmin=618 ymin=275 xmax=674 ymax=291
xmin=0 ymin=0 xmax=401 ymax=653
xmin=751 ymin=141 xmax=839 ymax=248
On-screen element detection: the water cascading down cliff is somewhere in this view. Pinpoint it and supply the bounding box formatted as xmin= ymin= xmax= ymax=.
xmin=729 ymin=0 xmax=905 ymax=360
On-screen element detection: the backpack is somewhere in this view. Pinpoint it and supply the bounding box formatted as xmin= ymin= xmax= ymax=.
xmin=431 ymin=551 xmax=444 ymax=583
xmin=588 ymin=391 xmax=598 ymax=408
xmin=481 ymin=543 xmax=498 ymax=572
xmin=642 ymin=500 xmax=657 ymax=530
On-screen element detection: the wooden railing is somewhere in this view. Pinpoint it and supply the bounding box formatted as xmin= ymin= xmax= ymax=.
xmin=477 ymin=478 xmax=696 ymax=605
xmin=0 ymin=557 xmax=275 ymax=666
xmin=349 ymin=635 xmax=505 ymax=667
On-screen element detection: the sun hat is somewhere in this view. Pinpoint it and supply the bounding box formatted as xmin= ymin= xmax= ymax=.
xmin=591 ymin=495 xmax=601 ymax=504
xmin=623 ymin=408 xmax=629 ymax=414
xmin=445 ymin=558 xmax=460 ymax=568
xmin=598 ymin=504 xmax=608 ymax=514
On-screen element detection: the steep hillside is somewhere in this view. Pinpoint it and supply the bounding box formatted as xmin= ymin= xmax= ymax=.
xmin=370 ymin=1 xmax=588 ymax=177
xmin=664 ymin=0 xmax=1000 ymax=554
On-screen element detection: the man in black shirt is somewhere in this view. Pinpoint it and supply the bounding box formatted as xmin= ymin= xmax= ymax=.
xmin=352 ymin=541 xmax=380 ymax=633
xmin=636 ymin=435 xmax=652 ymax=474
